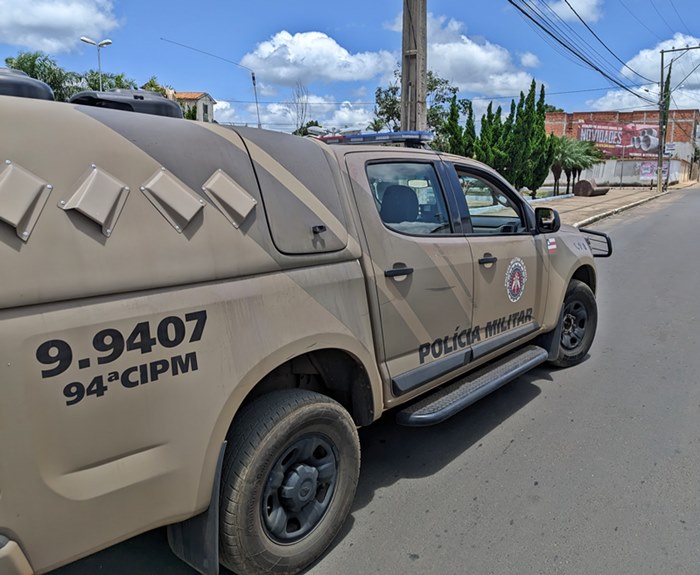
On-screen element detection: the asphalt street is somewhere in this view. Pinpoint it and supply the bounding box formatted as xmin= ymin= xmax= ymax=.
xmin=51 ymin=186 xmax=700 ymax=575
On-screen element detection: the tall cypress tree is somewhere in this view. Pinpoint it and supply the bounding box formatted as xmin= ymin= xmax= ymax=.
xmin=507 ymin=80 xmax=537 ymax=189
xmin=525 ymin=83 xmax=555 ymax=197
xmin=462 ymin=100 xmax=477 ymax=158
xmin=474 ymin=102 xmax=496 ymax=166
xmin=491 ymin=100 xmax=513 ymax=177
xmin=443 ymin=95 xmax=465 ymax=155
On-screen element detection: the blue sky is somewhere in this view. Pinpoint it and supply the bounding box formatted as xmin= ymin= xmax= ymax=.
xmin=1 ymin=0 xmax=699 ymax=131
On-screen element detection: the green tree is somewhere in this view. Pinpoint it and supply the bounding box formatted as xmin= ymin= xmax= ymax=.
xmin=442 ymin=95 xmax=464 ymax=155
xmin=366 ymin=117 xmax=385 ymax=132
xmin=477 ymin=80 xmax=552 ymax=194
xmin=506 ymin=80 xmax=538 ymax=190
xmin=474 ymin=102 xmax=499 ymax=166
xmin=550 ymin=137 xmax=602 ymax=195
xmin=81 ymin=70 xmax=137 ymax=92
xmin=374 ymin=71 xmax=401 ymax=131
xmin=544 ymin=104 xmax=564 ymax=113
xmin=426 ymin=70 xmax=458 ymax=133
xmin=5 ymin=50 xmax=79 ymax=101
xmin=660 ymin=62 xmax=673 ymax=154
xmin=141 ymin=75 xmax=170 ymax=96
xmin=5 ymin=50 xmax=144 ymax=101
xmin=493 ymin=101 xmax=514 ymax=175
xmin=462 ymin=100 xmax=477 ymax=158
xmin=374 ymin=69 xmax=463 ymax=136
xmin=523 ymin=84 xmax=555 ymax=197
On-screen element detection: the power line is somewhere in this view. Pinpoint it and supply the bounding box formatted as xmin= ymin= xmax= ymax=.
xmin=617 ymin=0 xmax=663 ymax=41
xmin=511 ymin=0 xmax=655 ymax=100
xmin=160 ymin=37 xmax=262 ymax=128
xmin=508 ymin=0 xmax=657 ymax=104
xmin=672 ymin=58 xmax=700 ymax=93
xmin=216 ymin=83 xmax=655 ymax=107
xmin=520 ymin=15 xmax=590 ymax=68
xmin=536 ymin=0 xmax=629 ymax=81
xmin=649 ymin=0 xmax=677 ymax=36
xmin=666 ymin=0 xmax=694 ymax=37
xmin=562 ymin=0 xmax=655 ymax=83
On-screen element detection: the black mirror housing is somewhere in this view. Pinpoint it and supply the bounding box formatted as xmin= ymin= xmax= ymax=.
xmin=535 ymin=207 xmax=561 ymax=233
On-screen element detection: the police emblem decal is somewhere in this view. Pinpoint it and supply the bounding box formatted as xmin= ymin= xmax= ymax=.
xmin=505 ymin=257 xmax=527 ymax=303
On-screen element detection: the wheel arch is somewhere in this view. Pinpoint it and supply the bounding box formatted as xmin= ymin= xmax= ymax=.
xmin=570 ymin=264 xmax=597 ymax=294
xmin=193 ymin=335 xmax=381 ymax=509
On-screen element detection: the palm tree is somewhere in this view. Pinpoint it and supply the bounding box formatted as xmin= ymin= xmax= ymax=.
xmin=5 ymin=51 xmax=80 ymax=101
xmin=366 ymin=117 xmax=385 ymax=133
xmin=550 ymin=137 xmax=603 ymax=195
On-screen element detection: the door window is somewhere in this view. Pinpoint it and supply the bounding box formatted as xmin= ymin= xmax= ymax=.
xmin=456 ymin=171 xmax=526 ymax=235
xmin=366 ymin=162 xmax=453 ymax=235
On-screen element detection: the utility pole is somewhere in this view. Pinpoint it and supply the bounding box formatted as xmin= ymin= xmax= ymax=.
xmin=656 ymin=45 xmax=700 ymax=193
xmin=401 ymin=0 xmax=427 ymax=132
xmin=656 ymin=49 xmax=665 ymax=194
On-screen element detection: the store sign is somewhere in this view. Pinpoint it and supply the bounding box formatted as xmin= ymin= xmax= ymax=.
xmin=577 ymin=122 xmax=664 ymax=158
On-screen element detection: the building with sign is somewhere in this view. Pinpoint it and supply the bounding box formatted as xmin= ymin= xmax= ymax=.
xmin=545 ymin=109 xmax=700 ymax=186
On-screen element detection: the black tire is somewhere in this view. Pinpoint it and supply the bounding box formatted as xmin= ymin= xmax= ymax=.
xmin=549 ymin=279 xmax=598 ymax=368
xmin=219 ymin=389 xmax=360 ymax=575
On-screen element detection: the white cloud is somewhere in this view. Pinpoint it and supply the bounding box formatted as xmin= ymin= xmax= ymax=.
xmin=427 ymin=13 xmax=534 ymax=96
xmin=324 ymin=101 xmax=375 ymax=131
xmin=520 ymin=52 xmax=540 ymax=68
xmin=623 ymin=33 xmax=700 ymax=87
xmin=215 ymin=92 xmax=375 ymax=132
xmin=384 ymin=13 xmax=402 ymax=33
xmin=0 ymin=0 xmax=118 ymax=53
xmin=240 ymin=31 xmax=397 ymax=86
xmin=549 ymin=0 xmax=604 ymax=23
xmin=214 ymin=101 xmax=238 ymax=124
xmin=587 ymin=88 xmax=657 ymax=112
xmin=588 ymin=85 xmax=700 ymax=113
xmin=589 ymin=33 xmax=700 ymax=110
xmin=265 ymin=94 xmax=374 ymax=132
xmin=427 ymin=14 xmax=466 ymax=44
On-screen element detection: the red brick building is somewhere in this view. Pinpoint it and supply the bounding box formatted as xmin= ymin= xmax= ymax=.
xmin=545 ymin=109 xmax=699 ymax=160
xmin=545 ymin=109 xmax=700 ymax=185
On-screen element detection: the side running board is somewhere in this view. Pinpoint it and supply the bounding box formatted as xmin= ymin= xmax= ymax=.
xmin=396 ymin=345 xmax=548 ymax=427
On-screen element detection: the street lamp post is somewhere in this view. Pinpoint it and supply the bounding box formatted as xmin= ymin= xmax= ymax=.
xmin=80 ymin=36 xmax=112 ymax=92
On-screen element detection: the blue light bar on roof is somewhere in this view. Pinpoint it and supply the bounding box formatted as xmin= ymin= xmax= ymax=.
xmin=319 ymin=130 xmax=434 ymax=145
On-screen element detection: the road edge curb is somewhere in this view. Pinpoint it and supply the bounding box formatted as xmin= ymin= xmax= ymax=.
xmin=574 ymin=191 xmax=670 ymax=228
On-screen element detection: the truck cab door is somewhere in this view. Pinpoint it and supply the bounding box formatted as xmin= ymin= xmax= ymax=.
xmin=446 ymin=163 xmax=549 ymax=360
xmin=344 ymin=152 xmax=475 ymax=401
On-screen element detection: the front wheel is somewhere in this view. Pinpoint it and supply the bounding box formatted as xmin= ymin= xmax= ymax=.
xmin=549 ymin=279 xmax=598 ymax=368
xmin=219 ymin=389 xmax=360 ymax=575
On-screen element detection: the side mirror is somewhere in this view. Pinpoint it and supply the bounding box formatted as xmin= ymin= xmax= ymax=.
xmin=535 ymin=207 xmax=561 ymax=233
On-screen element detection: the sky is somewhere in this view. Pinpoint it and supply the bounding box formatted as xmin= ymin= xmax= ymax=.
xmin=1 ymin=0 xmax=699 ymax=132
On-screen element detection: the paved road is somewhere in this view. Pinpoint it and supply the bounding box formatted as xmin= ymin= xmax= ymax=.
xmin=52 ymin=187 xmax=700 ymax=575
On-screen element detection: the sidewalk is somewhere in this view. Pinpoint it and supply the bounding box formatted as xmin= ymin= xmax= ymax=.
xmin=528 ymin=181 xmax=698 ymax=227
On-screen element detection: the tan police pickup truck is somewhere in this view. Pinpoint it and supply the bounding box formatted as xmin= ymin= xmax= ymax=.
xmin=0 ymin=72 xmax=611 ymax=575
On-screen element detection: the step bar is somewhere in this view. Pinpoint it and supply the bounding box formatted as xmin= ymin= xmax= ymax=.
xmin=396 ymin=345 xmax=548 ymax=427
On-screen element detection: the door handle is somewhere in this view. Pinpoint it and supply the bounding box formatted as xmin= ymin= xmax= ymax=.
xmin=384 ymin=267 xmax=414 ymax=277
xmin=479 ymin=254 xmax=498 ymax=265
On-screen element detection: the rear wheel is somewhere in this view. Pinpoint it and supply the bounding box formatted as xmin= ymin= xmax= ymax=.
xmin=219 ymin=389 xmax=360 ymax=575
xmin=549 ymin=279 xmax=597 ymax=368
